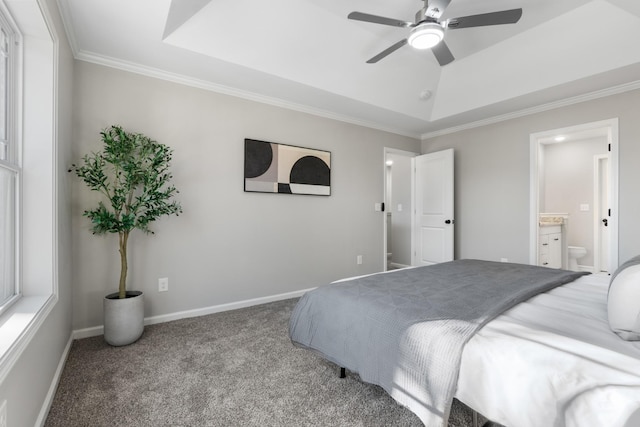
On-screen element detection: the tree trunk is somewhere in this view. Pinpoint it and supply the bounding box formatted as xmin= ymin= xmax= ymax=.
xmin=118 ymin=231 xmax=129 ymax=299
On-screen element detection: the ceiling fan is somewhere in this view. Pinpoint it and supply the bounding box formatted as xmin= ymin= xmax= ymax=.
xmin=348 ymin=0 xmax=522 ymax=66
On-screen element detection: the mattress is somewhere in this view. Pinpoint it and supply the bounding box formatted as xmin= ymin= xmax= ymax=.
xmin=456 ymin=273 xmax=640 ymax=427
xmin=289 ymin=260 xmax=587 ymax=426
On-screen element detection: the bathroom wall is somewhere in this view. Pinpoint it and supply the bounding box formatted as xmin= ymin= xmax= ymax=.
xmin=387 ymin=153 xmax=413 ymax=267
xmin=541 ymin=137 xmax=608 ymax=268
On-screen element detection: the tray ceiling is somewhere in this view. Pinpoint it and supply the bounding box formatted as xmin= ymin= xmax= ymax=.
xmin=58 ymin=0 xmax=640 ymax=138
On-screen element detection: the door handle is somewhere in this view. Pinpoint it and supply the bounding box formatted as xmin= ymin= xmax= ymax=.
xmin=602 ymin=218 xmax=608 ymax=227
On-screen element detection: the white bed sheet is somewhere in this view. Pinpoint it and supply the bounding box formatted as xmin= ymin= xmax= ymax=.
xmin=456 ymin=273 xmax=640 ymax=427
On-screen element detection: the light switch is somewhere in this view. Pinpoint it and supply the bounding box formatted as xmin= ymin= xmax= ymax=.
xmin=397 ymin=204 xmax=403 ymax=212
xmin=580 ymin=204 xmax=590 ymax=212
xmin=374 ymin=203 xmax=382 ymax=211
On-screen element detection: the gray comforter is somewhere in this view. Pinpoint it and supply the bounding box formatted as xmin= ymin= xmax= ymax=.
xmin=289 ymin=259 xmax=589 ymax=426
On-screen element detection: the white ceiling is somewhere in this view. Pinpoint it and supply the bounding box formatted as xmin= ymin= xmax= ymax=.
xmin=57 ymin=0 xmax=640 ymax=138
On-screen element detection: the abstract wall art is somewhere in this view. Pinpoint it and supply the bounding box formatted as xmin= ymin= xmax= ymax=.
xmin=244 ymin=139 xmax=331 ymax=196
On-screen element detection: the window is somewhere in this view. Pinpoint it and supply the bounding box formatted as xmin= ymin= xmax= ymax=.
xmin=0 ymin=0 xmax=58 ymax=383
xmin=0 ymin=8 xmax=18 ymax=312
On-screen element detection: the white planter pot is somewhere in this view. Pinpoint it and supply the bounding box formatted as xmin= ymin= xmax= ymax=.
xmin=103 ymin=291 xmax=144 ymax=346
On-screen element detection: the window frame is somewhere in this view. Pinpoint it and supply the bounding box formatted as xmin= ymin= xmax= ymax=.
xmin=0 ymin=0 xmax=58 ymax=387
xmin=0 ymin=0 xmax=21 ymax=316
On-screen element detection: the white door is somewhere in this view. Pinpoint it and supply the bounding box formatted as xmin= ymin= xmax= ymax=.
xmin=412 ymin=149 xmax=454 ymax=266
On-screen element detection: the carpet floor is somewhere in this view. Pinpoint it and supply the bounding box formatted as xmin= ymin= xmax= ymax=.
xmin=46 ymin=298 xmax=486 ymax=426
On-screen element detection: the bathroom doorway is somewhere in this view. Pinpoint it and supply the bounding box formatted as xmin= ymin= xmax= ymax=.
xmin=383 ymin=148 xmax=418 ymax=271
xmin=529 ymin=119 xmax=619 ymax=272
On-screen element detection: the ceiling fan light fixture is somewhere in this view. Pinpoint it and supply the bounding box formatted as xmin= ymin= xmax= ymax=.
xmin=408 ymin=22 xmax=444 ymax=49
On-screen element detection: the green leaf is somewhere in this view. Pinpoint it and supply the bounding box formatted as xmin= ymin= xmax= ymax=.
xmin=71 ymin=125 xmax=183 ymax=293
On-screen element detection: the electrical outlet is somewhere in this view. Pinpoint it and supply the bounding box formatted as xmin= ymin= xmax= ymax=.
xmin=158 ymin=277 xmax=169 ymax=292
xmin=0 ymin=400 xmax=7 ymax=427
xmin=500 ymin=258 xmax=509 ymax=263
xmin=356 ymin=255 xmax=363 ymax=265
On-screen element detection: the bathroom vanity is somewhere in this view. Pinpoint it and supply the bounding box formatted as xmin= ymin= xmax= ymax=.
xmin=538 ymin=214 xmax=569 ymax=269
xmin=538 ymin=225 xmax=563 ymax=268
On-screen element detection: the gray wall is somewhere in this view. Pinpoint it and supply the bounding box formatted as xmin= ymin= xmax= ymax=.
xmin=422 ymin=89 xmax=640 ymax=266
xmin=0 ymin=0 xmax=74 ymax=426
xmin=71 ymin=61 xmax=420 ymax=330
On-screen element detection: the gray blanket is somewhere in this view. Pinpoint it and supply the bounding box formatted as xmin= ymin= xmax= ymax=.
xmin=289 ymin=259 xmax=589 ymax=426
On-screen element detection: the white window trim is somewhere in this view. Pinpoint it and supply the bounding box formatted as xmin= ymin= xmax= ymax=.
xmin=0 ymin=0 xmax=59 ymax=384
xmin=0 ymin=0 xmax=22 ymax=316
xmin=0 ymin=0 xmax=19 ymax=316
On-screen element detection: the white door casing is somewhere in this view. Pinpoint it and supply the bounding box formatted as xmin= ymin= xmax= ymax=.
xmin=383 ymin=148 xmax=419 ymax=271
xmin=594 ymin=154 xmax=610 ymax=272
xmin=412 ymin=149 xmax=454 ymax=266
xmin=529 ymin=118 xmax=618 ymax=271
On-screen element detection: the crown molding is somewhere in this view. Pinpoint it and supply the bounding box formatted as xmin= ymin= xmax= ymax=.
xmin=420 ymin=80 xmax=640 ymax=141
xmin=74 ymin=50 xmax=421 ymax=140
xmin=55 ymin=0 xmax=78 ymax=56
xmin=69 ymin=49 xmax=640 ymax=144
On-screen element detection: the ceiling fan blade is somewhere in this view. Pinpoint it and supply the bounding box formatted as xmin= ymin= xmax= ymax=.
xmin=425 ymin=0 xmax=451 ymax=20
xmin=432 ymin=40 xmax=454 ymax=66
xmin=447 ymin=8 xmax=522 ymax=29
xmin=366 ymin=39 xmax=408 ymax=63
xmin=348 ymin=12 xmax=412 ymax=28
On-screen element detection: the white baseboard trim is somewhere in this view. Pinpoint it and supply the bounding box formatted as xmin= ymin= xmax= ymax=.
xmin=72 ymin=287 xmax=315 ymax=340
xmin=389 ymin=262 xmax=411 ymax=270
xmin=49 ymin=288 xmax=315 ymax=424
xmin=37 ymin=334 xmax=74 ymax=427
xmin=577 ymin=264 xmax=595 ymax=273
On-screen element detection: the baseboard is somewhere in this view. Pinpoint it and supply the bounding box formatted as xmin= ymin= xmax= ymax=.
xmin=72 ymin=287 xmax=315 ymax=340
xmin=389 ymin=262 xmax=411 ymax=270
xmin=36 ymin=333 xmax=74 ymax=426
xmin=577 ymin=264 xmax=595 ymax=273
xmin=50 ymin=288 xmax=315 ymax=425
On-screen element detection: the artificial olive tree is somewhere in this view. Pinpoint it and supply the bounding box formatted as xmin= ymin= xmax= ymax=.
xmin=70 ymin=125 xmax=182 ymax=299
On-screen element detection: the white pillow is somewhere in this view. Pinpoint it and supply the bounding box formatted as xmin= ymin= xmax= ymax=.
xmin=608 ymin=255 xmax=640 ymax=340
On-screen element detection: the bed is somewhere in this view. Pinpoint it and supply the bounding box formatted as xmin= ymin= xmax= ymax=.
xmin=288 ymin=259 xmax=640 ymax=427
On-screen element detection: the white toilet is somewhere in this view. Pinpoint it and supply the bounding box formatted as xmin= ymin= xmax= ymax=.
xmin=568 ymin=246 xmax=587 ymax=271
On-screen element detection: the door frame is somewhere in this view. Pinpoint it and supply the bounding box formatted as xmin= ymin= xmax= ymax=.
xmin=529 ymin=118 xmax=619 ymax=271
xmin=383 ymin=148 xmax=419 ymax=271
xmin=593 ymin=153 xmax=609 ymax=273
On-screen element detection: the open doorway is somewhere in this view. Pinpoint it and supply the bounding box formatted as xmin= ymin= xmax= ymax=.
xmin=383 ymin=148 xmax=418 ymax=271
xmin=529 ymin=119 xmax=619 ymax=272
